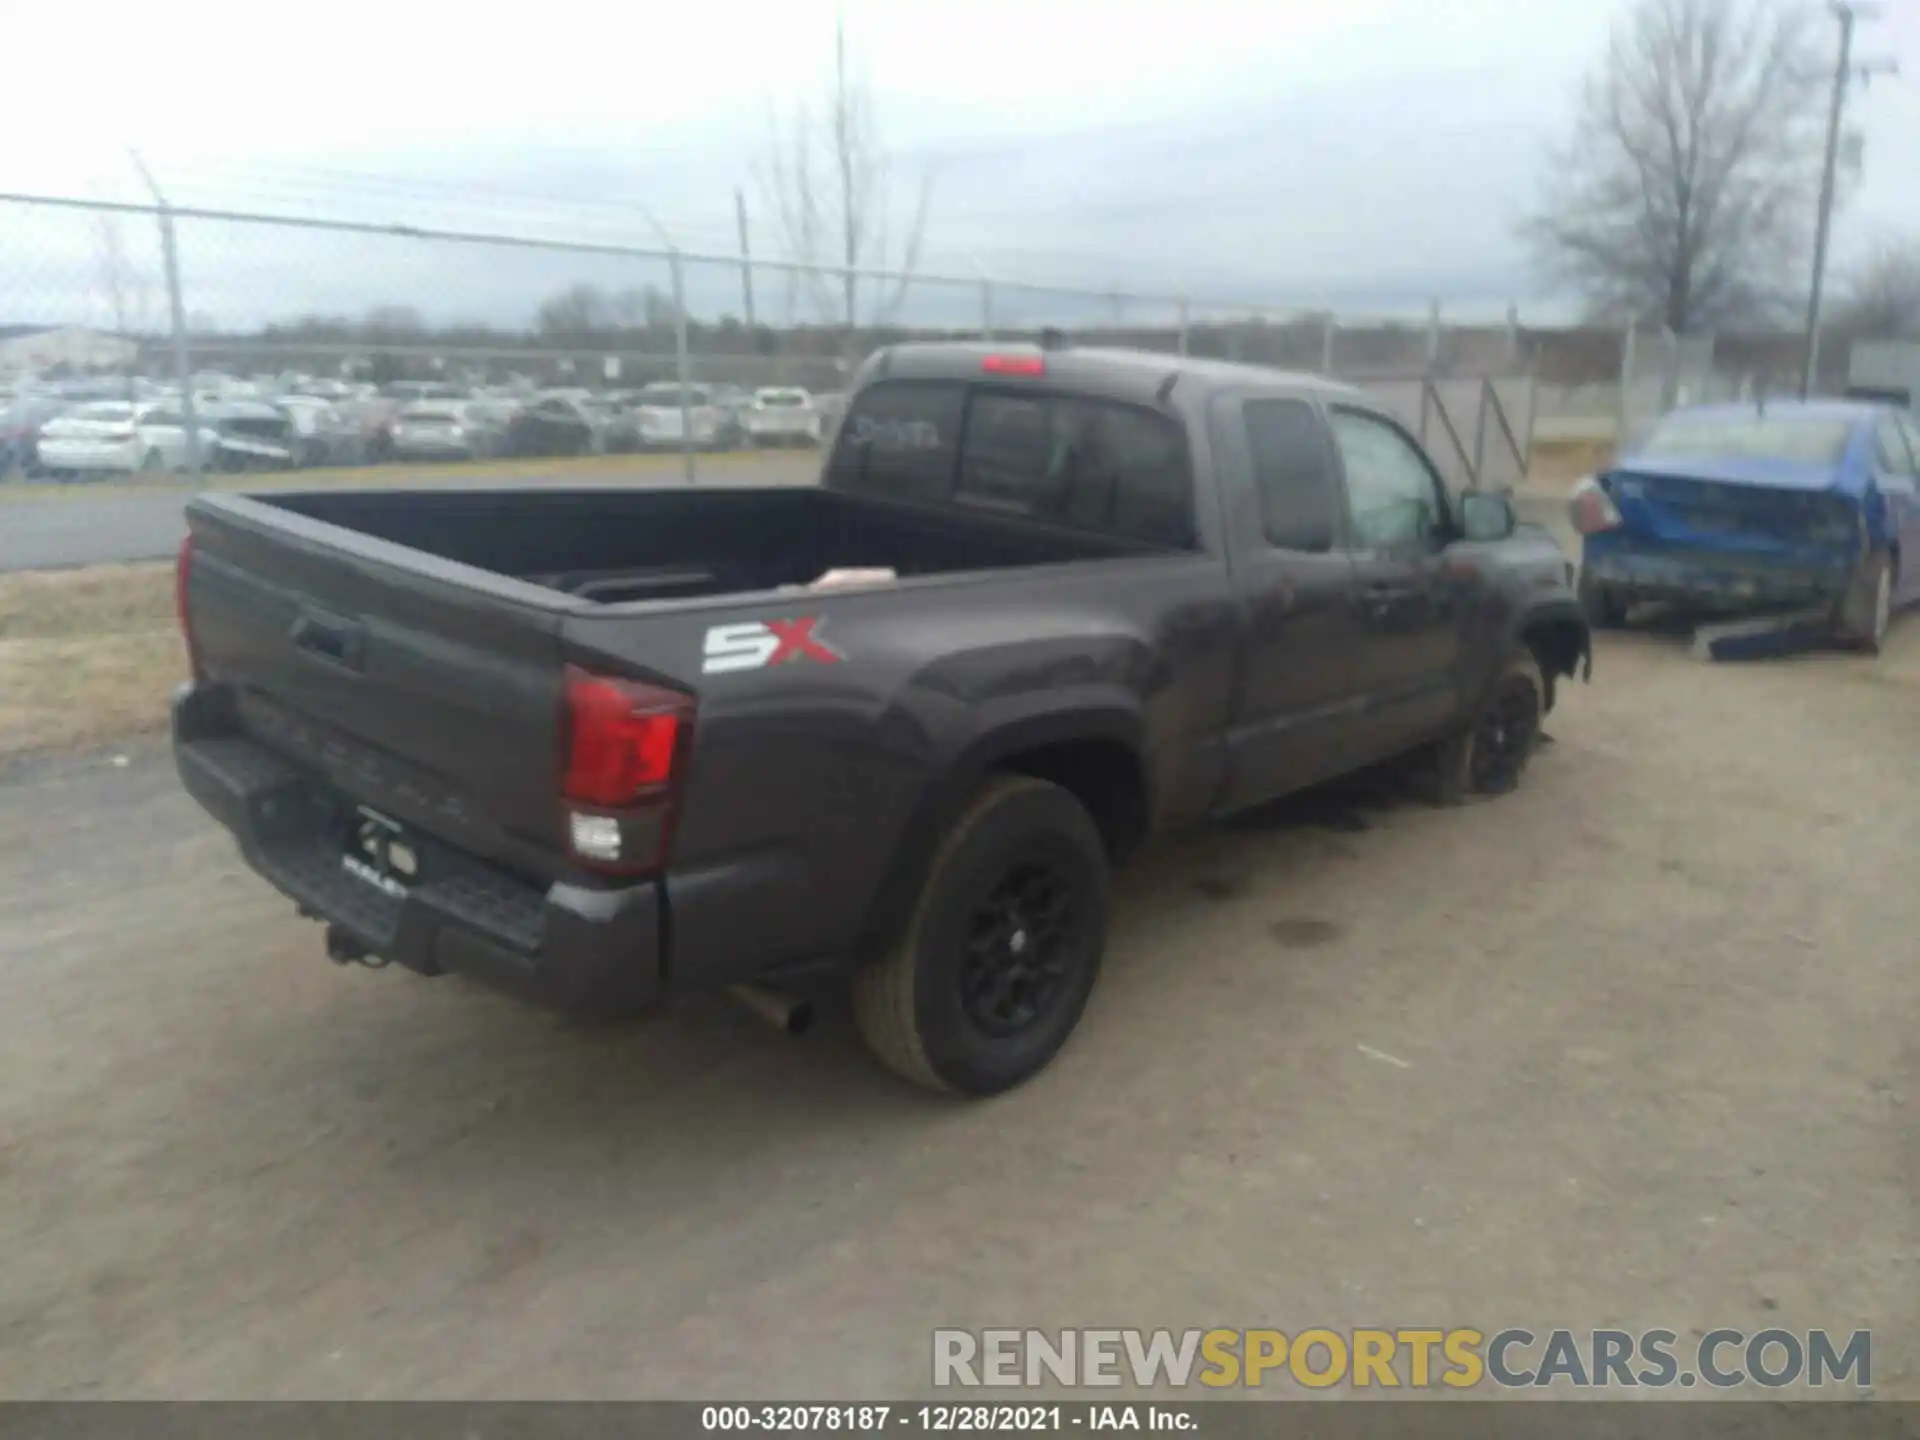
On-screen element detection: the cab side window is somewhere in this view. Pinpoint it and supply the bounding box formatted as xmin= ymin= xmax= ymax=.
xmin=1329 ymin=409 xmax=1445 ymax=549
xmin=1243 ymin=398 xmax=1338 ymax=552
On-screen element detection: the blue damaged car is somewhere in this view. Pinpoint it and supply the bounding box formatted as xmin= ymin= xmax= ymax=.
xmin=1571 ymin=400 xmax=1920 ymax=654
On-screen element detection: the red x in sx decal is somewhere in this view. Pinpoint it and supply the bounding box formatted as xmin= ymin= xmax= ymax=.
xmin=765 ymin=617 xmax=843 ymax=665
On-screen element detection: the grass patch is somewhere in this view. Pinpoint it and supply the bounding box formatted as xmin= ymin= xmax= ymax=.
xmin=0 ymin=563 xmax=182 ymax=756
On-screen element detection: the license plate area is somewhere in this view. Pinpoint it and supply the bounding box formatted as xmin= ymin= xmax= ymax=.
xmin=341 ymin=805 xmax=421 ymax=899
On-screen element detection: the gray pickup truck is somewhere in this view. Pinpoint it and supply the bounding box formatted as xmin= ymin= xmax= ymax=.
xmin=173 ymin=342 xmax=1590 ymax=1095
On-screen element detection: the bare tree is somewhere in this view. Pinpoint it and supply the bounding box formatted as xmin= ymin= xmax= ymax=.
xmin=535 ymin=285 xmax=610 ymax=341
xmin=758 ymin=19 xmax=934 ymax=335
xmin=609 ymin=285 xmax=681 ymax=332
xmin=1830 ymin=239 xmax=1920 ymax=340
xmin=92 ymin=212 xmax=156 ymax=394
xmin=1525 ymin=0 xmax=1834 ymax=333
xmin=94 ymin=212 xmax=131 ymax=336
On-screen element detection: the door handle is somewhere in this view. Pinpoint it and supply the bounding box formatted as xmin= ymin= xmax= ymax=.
xmin=1359 ymin=580 xmax=1421 ymax=625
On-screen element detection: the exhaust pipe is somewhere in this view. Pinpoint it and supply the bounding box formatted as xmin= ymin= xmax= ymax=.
xmin=729 ymin=983 xmax=814 ymax=1037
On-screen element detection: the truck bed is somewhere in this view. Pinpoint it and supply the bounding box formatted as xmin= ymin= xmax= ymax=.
xmin=261 ymin=485 xmax=1153 ymax=605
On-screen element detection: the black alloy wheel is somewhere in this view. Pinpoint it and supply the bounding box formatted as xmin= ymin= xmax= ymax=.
xmin=1468 ymin=671 xmax=1541 ymax=795
xmin=958 ymin=853 xmax=1084 ymax=1039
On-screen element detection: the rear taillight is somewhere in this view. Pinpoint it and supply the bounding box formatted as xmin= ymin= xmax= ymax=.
xmin=176 ymin=535 xmax=204 ymax=681
xmin=1569 ymin=475 xmax=1623 ymax=536
xmin=561 ymin=666 xmax=695 ymax=872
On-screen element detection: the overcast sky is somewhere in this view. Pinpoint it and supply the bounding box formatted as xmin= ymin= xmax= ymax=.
xmin=4 ymin=0 xmax=1918 ymax=332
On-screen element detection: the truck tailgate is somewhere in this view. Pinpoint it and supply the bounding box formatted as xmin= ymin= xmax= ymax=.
xmin=182 ymin=493 xmax=572 ymax=863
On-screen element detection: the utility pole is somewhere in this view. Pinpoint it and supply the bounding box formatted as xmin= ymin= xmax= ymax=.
xmin=1801 ymin=2 xmax=1895 ymax=397
xmin=735 ymin=187 xmax=756 ymax=331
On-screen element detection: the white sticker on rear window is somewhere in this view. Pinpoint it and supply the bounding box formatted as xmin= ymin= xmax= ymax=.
xmin=850 ymin=416 xmax=942 ymax=451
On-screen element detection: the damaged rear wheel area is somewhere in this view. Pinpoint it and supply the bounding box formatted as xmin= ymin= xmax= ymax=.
xmin=1834 ymin=548 xmax=1895 ymax=656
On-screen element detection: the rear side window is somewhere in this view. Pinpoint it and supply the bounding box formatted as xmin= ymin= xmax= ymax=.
xmin=1243 ymin=398 xmax=1338 ymax=552
xmin=828 ymin=381 xmax=965 ymax=505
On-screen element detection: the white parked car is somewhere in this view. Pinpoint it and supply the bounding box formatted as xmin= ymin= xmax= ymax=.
xmin=746 ymin=387 xmax=822 ymax=446
xmin=635 ymin=383 xmax=725 ymax=450
xmin=35 ymin=401 xmax=214 ymax=478
xmin=390 ymin=400 xmax=507 ymax=461
xmin=276 ymin=397 xmax=362 ymax=467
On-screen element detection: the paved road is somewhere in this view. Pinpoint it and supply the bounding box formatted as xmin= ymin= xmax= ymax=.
xmin=1 ymin=625 xmax=1913 ymax=1398
xmin=0 ymin=493 xmax=198 ymax=571
xmin=0 ymin=456 xmax=819 ymax=572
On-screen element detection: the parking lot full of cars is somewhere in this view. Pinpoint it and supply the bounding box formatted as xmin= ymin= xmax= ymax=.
xmin=0 ymin=372 xmax=832 ymax=480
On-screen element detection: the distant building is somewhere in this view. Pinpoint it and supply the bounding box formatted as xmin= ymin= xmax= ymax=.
xmin=0 ymin=325 xmax=140 ymax=376
xmin=1848 ymin=341 xmax=1919 ymax=410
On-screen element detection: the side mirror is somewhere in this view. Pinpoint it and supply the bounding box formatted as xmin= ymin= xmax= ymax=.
xmin=1459 ymin=488 xmax=1517 ymax=542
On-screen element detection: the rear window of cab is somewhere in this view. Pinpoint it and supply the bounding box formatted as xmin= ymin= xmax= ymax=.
xmin=827 ymin=379 xmax=1194 ymax=548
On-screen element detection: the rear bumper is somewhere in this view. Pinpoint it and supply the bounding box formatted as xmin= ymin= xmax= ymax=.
xmin=173 ymin=685 xmax=663 ymax=1011
xmin=37 ymin=439 xmax=142 ymax=471
xmin=747 ymin=419 xmax=819 ymax=440
xmin=392 ymin=437 xmax=481 ymax=459
xmin=1582 ymin=538 xmax=1854 ymax=611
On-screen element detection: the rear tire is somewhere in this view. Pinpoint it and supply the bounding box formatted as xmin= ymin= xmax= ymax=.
xmin=1416 ymin=648 xmax=1545 ymax=806
xmin=852 ymin=775 xmax=1109 ymax=1096
xmin=1835 ymin=549 xmax=1894 ymax=655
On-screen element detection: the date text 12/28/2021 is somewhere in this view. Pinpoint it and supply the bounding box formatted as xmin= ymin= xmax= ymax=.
xmin=701 ymin=1406 xmax=1196 ymax=1433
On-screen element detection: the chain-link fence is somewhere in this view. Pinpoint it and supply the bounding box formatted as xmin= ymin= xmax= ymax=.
xmin=8 ymin=187 xmax=1821 ymax=492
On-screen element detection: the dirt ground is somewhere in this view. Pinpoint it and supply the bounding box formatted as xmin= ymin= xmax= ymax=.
xmin=1 ymin=588 xmax=1916 ymax=1399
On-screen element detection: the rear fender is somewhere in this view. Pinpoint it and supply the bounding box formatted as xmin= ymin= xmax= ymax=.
xmin=851 ymin=694 xmax=1147 ymax=968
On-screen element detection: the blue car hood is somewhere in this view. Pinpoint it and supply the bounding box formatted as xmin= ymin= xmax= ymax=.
xmin=1613 ymin=453 xmax=1845 ymax=494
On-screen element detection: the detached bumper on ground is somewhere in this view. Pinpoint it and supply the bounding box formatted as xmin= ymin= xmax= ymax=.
xmin=172 ymin=684 xmax=663 ymax=1011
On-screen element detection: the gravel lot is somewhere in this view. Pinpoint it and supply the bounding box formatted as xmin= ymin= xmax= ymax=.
xmin=1 ymin=599 xmax=1915 ymax=1400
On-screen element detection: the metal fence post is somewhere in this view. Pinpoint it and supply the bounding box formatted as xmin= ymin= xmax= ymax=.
xmin=1418 ymin=299 xmax=1441 ymax=449
xmin=1473 ymin=379 xmax=1489 ymax=481
xmin=1522 ymin=358 xmax=1539 ymax=480
xmin=670 ymin=249 xmax=693 ymax=484
xmin=980 ymin=279 xmax=994 ymax=342
xmin=1176 ymin=297 xmax=1190 ymax=357
xmin=1320 ymin=314 xmax=1337 ymax=375
xmin=1618 ymin=319 xmax=1638 ymax=447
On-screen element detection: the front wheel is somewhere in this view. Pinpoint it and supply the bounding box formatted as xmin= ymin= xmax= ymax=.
xmin=852 ymin=775 xmax=1110 ymax=1096
xmin=1418 ymin=648 xmax=1545 ymax=805
xmin=1834 ymin=549 xmax=1894 ymax=655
